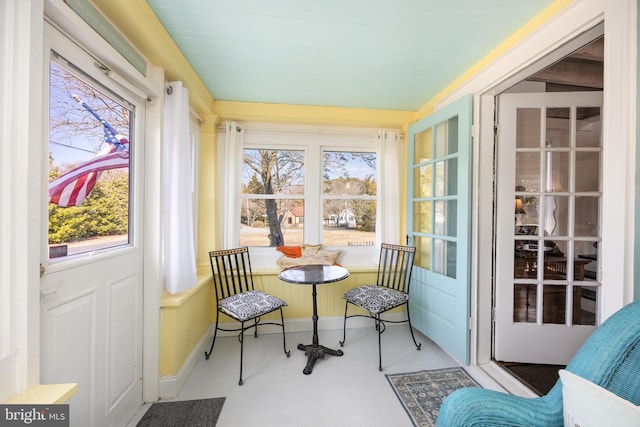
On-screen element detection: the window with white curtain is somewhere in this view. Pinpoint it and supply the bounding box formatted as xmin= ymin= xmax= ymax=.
xmin=219 ymin=122 xmax=403 ymax=267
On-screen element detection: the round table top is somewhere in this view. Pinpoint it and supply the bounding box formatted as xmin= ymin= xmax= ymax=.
xmin=278 ymin=264 xmax=349 ymax=285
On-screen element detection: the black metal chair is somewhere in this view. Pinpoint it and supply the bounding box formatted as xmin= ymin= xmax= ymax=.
xmin=204 ymin=247 xmax=290 ymax=385
xmin=339 ymin=243 xmax=422 ymax=371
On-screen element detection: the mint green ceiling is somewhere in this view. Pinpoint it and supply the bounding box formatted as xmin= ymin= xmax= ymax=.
xmin=146 ymin=0 xmax=556 ymax=111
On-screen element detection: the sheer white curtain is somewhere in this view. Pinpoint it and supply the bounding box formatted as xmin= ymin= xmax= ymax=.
xmin=219 ymin=121 xmax=244 ymax=249
xmin=377 ymin=129 xmax=403 ymax=248
xmin=162 ymin=81 xmax=196 ymax=294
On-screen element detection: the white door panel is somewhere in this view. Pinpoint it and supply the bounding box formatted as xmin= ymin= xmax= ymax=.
xmin=494 ymin=91 xmax=602 ymax=364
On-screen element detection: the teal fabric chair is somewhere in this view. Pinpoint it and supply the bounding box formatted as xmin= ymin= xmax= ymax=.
xmin=436 ymin=301 xmax=640 ymax=427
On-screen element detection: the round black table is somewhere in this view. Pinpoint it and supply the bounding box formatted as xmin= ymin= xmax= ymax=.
xmin=278 ymin=264 xmax=349 ymax=374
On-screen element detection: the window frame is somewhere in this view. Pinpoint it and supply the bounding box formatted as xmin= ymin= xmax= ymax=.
xmin=221 ymin=122 xmax=400 ymax=268
xmin=41 ymin=22 xmax=150 ymax=275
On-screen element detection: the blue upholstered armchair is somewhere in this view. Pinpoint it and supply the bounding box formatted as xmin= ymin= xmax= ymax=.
xmin=437 ymin=301 xmax=640 ymax=427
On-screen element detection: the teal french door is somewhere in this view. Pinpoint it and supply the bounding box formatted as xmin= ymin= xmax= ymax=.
xmin=407 ymin=95 xmax=472 ymax=364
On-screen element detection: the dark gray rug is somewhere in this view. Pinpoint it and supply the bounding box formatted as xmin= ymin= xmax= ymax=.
xmin=137 ymin=397 xmax=225 ymax=427
xmin=386 ymin=367 xmax=479 ymax=427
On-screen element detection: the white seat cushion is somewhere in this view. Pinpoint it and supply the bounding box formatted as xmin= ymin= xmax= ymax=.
xmin=343 ymin=285 xmax=408 ymax=315
xmin=219 ymin=290 xmax=287 ymax=322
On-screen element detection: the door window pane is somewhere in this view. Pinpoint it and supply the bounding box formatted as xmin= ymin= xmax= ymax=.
xmin=575 ymin=197 xmax=599 ymax=237
xmin=516 ymin=152 xmax=541 ymax=192
xmin=435 ymin=158 xmax=458 ymax=197
xmin=514 ymin=283 xmax=537 ymax=323
xmin=435 ymin=116 xmax=459 ymax=157
xmin=414 ymin=128 xmax=432 ymax=163
xmin=414 ymin=164 xmax=432 ymax=198
xmin=516 ymin=108 xmax=541 ymax=148
xmin=433 ymin=239 xmax=456 ymax=278
xmin=434 ymin=200 xmax=457 ymax=237
xmin=546 ymin=108 xmax=570 ymax=148
xmin=413 ymin=201 xmax=432 ymax=234
xmin=575 ymin=286 xmax=597 ymax=325
xmin=545 ymin=152 xmax=570 ymax=192
xmin=414 ymin=236 xmax=431 ymax=270
xmin=576 ymin=107 xmax=601 ymax=147
xmin=544 ymin=196 xmax=569 ymax=236
xmin=48 ymin=61 xmax=132 ymax=259
xmin=575 ymin=152 xmax=600 ymax=192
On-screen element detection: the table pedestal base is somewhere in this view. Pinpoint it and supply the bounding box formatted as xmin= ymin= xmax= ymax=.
xmin=298 ymin=343 xmax=343 ymax=374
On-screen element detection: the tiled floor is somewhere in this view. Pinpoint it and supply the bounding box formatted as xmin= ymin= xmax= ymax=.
xmin=128 ymin=326 xmax=504 ymax=427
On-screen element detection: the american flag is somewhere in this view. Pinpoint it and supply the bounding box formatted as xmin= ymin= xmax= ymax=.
xmin=48 ymin=96 xmax=130 ymax=207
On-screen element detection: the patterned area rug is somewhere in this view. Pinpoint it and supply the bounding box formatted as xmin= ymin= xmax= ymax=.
xmin=386 ymin=367 xmax=479 ymax=427
xmin=137 ymin=397 xmax=225 ymax=427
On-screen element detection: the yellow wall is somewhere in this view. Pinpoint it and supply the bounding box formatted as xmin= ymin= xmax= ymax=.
xmin=160 ymin=275 xmax=212 ymax=376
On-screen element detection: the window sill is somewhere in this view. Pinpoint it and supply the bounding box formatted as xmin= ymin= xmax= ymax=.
xmin=4 ymin=383 xmax=78 ymax=404
xmin=160 ymin=273 xmax=212 ymax=308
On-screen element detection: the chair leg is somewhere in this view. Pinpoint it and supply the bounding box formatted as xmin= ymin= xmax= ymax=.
xmin=279 ymin=308 xmax=291 ymax=357
xmin=204 ymin=312 xmax=221 ymax=360
xmin=339 ymin=301 xmax=349 ymax=347
xmin=377 ymin=314 xmax=383 ymax=371
xmin=253 ymin=317 xmax=259 ymax=338
xmin=406 ymin=304 xmax=422 ymax=351
xmin=239 ymin=321 xmax=245 ymax=386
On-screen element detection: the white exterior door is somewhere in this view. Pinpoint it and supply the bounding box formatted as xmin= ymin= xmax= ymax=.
xmin=40 ymin=23 xmax=143 ymax=427
xmin=494 ymin=91 xmax=602 ymax=364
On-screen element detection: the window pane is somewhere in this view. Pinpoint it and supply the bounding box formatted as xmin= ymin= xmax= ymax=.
xmin=576 ymin=107 xmax=601 ymax=147
xmin=435 ymin=116 xmax=458 ymax=157
xmin=434 ymin=158 xmax=457 ymax=197
xmin=434 ymin=239 xmax=456 ymax=278
xmin=322 ymin=199 xmax=375 ymax=246
xmin=413 ymin=201 xmax=432 ymax=234
xmin=544 ymin=195 xmax=569 ymax=236
xmin=242 ymin=149 xmax=304 ymax=195
xmin=323 ymin=151 xmax=376 ymax=196
xmin=575 ymin=197 xmax=599 ymax=237
xmin=546 ymin=108 xmax=570 ymax=148
xmin=575 ymin=286 xmax=597 ymax=325
xmin=239 ymin=199 xmax=304 ymax=246
xmin=515 ymin=152 xmax=541 ymax=192
xmin=414 ymin=236 xmax=431 ymax=270
xmin=48 ymin=62 xmax=131 ymax=259
xmin=414 ymin=127 xmax=432 ymax=163
xmin=514 ymin=283 xmax=537 ymax=323
xmin=413 ymin=164 xmax=432 ymax=198
xmin=545 ymin=152 xmax=570 ymax=192
xmin=516 ymin=108 xmax=541 ymax=148
xmin=434 ymin=200 xmax=457 ymax=237
xmin=575 ymin=152 xmax=600 ymax=192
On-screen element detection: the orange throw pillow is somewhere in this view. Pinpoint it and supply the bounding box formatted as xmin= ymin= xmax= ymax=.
xmin=276 ymin=245 xmax=302 ymax=258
